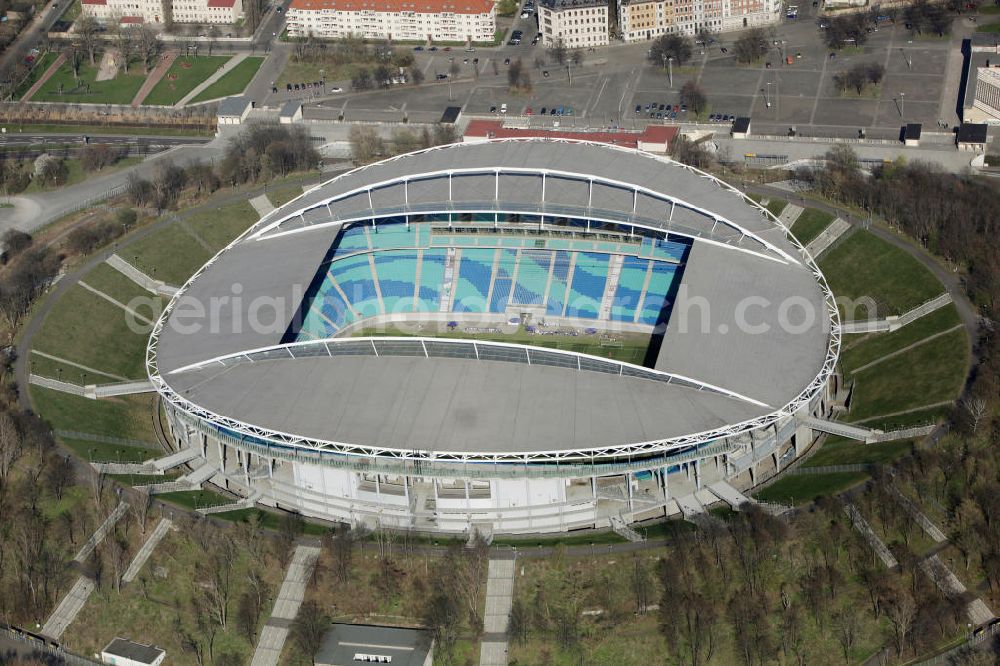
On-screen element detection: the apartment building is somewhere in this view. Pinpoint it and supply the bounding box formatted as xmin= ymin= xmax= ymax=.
xmin=285 ymin=0 xmax=495 ymax=43
xmin=537 ymin=0 xmax=608 ymax=48
xmin=618 ymin=0 xmax=778 ymax=40
xmin=80 ymin=0 xmax=243 ymax=25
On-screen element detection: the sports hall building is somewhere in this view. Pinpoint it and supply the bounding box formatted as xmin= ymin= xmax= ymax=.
xmin=148 ymin=139 xmax=839 ymax=535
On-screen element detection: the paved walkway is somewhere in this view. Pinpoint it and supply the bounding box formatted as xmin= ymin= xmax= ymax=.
xmin=850 ymin=325 xmax=965 ymax=374
xmin=176 ymin=54 xmax=247 ymax=107
xmin=106 ymin=254 xmax=177 ymax=296
xmin=40 ymin=576 xmax=94 ymax=639
xmin=842 ymin=293 xmax=954 ymax=334
xmin=805 ymin=216 xmax=850 ymax=258
xmin=130 ymin=51 xmax=179 ymax=107
xmin=21 ymin=52 xmax=66 ymax=102
xmin=480 ymin=557 xmax=515 ymax=666
xmin=30 ymin=349 xmax=126 ymax=381
xmin=74 ymin=500 xmax=129 ymax=563
xmin=28 ymin=374 xmax=84 ymax=395
xmin=122 ymin=518 xmax=172 ymax=583
xmin=250 ymin=193 xmax=275 ymax=218
xmin=251 ymin=544 xmax=322 ymax=666
xmin=777 ymin=203 xmax=803 ymax=228
xmin=891 ymin=486 xmax=947 ymax=543
xmin=845 ymin=503 xmax=898 ymax=568
xmin=78 ymin=280 xmax=154 ymax=326
xmin=921 ymin=555 xmax=997 ymax=626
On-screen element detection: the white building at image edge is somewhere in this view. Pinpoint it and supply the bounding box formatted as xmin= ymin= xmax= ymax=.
xmin=285 ymin=0 xmax=495 ymax=43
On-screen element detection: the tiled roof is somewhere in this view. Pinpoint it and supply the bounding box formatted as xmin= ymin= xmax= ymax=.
xmin=207 ymin=0 xmax=237 ymax=7
xmin=289 ymin=0 xmax=492 ymax=13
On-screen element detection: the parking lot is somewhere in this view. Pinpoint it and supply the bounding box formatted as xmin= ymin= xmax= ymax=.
xmin=282 ymin=1 xmax=968 ymax=135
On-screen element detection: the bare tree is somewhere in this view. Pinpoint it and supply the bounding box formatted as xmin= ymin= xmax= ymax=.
xmin=132 ymin=490 xmax=152 ymax=535
xmin=0 ymin=411 xmax=21 ymax=493
xmin=834 ymin=605 xmax=862 ymax=663
xmin=110 ymin=18 xmax=136 ymax=73
xmin=888 ymin=590 xmax=916 ymax=657
xmin=105 ymin=531 xmax=130 ymax=593
xmin=963 ymin=396 xmax=988 ymax=434
xmin=75 ymin=15 xmax=101 ymax=66
xmin=134 ymin=25 xmax=163 ymax=74
xmin=292 ymin=600 xmax=328 ymax=665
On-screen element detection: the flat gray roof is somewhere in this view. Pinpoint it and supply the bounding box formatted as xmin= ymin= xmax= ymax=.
xmin=153 ymin=140 xmax=833 ymax=456
xmin=316 ymin=624 xmax=431 ymax=666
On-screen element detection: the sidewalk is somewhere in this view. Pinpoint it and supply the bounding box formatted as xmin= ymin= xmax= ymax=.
xmin=130 ymin=51 xmax=178 ymax=107
xmin=21 ymin=52 xmax=66 ymax=102
xmin=176 ymin=53 xmax=247 ymax=107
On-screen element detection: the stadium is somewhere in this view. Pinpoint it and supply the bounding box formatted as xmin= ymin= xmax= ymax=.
xmin=147 ymin=138 xmax=840 ymax=536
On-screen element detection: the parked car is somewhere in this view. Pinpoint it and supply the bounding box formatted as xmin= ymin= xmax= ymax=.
xmin=330 ymin=86 xmax=343 ymax=93
xmin=540 ymin=106 xmax=547 ymax=114
xmin=428 ymin=46 xmax=438 ymax=51
xmin=436 ymin=73 xmax=448 ymax=79
xmin=635 ymin=104 xmax=642 ymax=113
xmin=501 ymin=103 xmax=508 ymax=113
xmin=543 ymin=70 xmax=549 ymax=76
xmin=525 ymin=106 xmax=533 ymax=115
xmin=414 ymin=46 xmax=424 ymax=51
xmin=504 ymin=57 xmax=511 ymax=65
xmin=286 ymin=83 xmax=292 ymax=91
xmin=490 ymin=105 xmax=497 ymax=113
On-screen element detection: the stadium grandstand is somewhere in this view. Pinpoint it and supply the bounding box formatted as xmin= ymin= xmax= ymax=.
xmin=148 ymin=139 xmax=839 ymax=536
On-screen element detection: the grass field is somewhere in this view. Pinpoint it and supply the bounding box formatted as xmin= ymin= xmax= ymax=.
xmin=31 ymin=283 xmax=153 ymax=379
xmin=183 ymin=200 xmax=258 ymax=250
xmin=791 ymin=208 xmax=834 ymax=246
xmin=267 ymin=182 xmax=309 ymax=208
xmin=853 ymin=404 xmax=954 ymax=430
xmin=143 ymin=55 xmax=231 ymax=106
xmin=354 ymin=323 xmax=653 ymax=364
xmin=16 ymin=52 xmax=60 ymax=99
xmin=753 ymin=471 xmax=870 ymax=504
xmin=30 ymin=387 xmax=158 ymax=443
xmin=31 ymin=62 xmax=146 ymax=104
xmin=765 ymin=198 xmax=788 ymax=217
xmin=127 ymin=222 xmax=215 ymax=286
xmin=819 ymin=230 xmax=945 ymax=320
xmin=839 ymin=304 xmax=962 ymax=375
xmin=803 ymin=438 xmax=913 ymax=467
xmin=107 ymin=472 xmax=180 ymax=486
xmin=81 ymin=262 xmax=164 ymax=307
xmin=978 ymin=21 xmax=1000 ymax=32
xmin=156 ymin=489 xmax=233 ymax=510
xmin=190 ymin=56 xmax=264 ymax=103
xmin=61 ymin=438 xmax=159 ymax=463
xmin=212 ymin=507 xmax=331 ymax=535
xmin=848 ymin=328 xmax=968 ymax=423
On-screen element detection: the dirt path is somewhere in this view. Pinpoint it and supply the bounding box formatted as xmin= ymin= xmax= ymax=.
xmin=129 ymin=50 xmax=178 ymax=107
xmin=21 ymin=51 xmax=65 ymax=102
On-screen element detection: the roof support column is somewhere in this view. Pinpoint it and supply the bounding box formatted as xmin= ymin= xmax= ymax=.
xmin=669 ymin=201 xmax=675 ymax=220
xmin=632 ymin=189 xmax=637 ymax=214
xmin=588 ymin=179 xmax=593 ymax=208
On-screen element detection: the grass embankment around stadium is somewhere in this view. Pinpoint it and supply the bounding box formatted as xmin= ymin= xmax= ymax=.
xmin=796 ymin=230 xmax=969 ymax=471
xmin=790 ymin=208 xmax=835 ymax=246
xmin=354 ymin=323 xmax=654 ymax=365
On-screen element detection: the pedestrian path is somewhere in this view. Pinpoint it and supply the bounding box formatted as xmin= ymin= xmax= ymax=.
xmin=250 ymin=193 xmax=275 ymax=218
xmin=841 ymin=293 xmax=953 ymax=334
xmin=78 ymin=280 xmax=154 ymax=326
xmin=28 ymin=374 xmax=85 ymax=395
xmin=106 ymin=254 xmax=178 ymax=296
xmin=805 ymin=216 xmax=850 ymax=258
xmin=176 ymin=54 xmax=248 ymax=107
xmin=480 ymin=557 xmax=515 ymax=666
xmin=251 ymin=544 xmax=322 ymax=666
xmin=31 ymin=350 xmax=127 ymax=381
xmin=122 ymin=518 xmax=172 ymax=583
xmin=850 ymin=325 xmax=965 ymax=374
xmin=845 ymin=503 xmax=897 ymax=568
xmin=778 ymin=203 xmax=803 ymax=228
xmin=921 ymin=555 xmax=996 ymax=626
xmin=21 ymin=52 xmax=66 ymax=102
xmin=40 ymin=576 xmax=94 ymax=639
xmin=891 ymin=486 xmax=947 ymax=543
xmin=707 ymin=481 xmax=754 ymax=510
xmin=74 ymin=500 xmax=129 ymax=564
xmin=131 ymin=51 xmax=179 ymax=107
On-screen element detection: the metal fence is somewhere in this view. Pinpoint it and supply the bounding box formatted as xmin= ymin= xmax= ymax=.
xmin=0 ymin=625 xmax=102 ymax=665
xmin=915 ymin=622 xmax=1000 ymax=665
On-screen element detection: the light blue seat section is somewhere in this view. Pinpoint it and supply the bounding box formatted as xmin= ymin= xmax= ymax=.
xmin=566 ymin=252 xmax=609 ymax=319
xmin=489 ymin=250 xmax=518 ymax=313
xmin=416 ymin=249 xmax=447 ymax=312
xmin=372 ymin=251 xmax=418 ymax=314
xmin=512 ymin=250 xmax=551 ymax=306
xmin=453 ymin=248 xmax=496 ymax=314
xmin=331 ymin=223 xmax=371 ymax=257
xmin=609 ymin=256 xmax=649 ymax=322
xmin=330 ymin=254 xmax=380 ymax=317
xmin=640 ymin=236 xmax=689 ymax=263
xmin=300 ymin=306 xmax=336 ymax=339
xmin=545 ymin=251 xmax=572 ymax=316
xmin=368 ymin=220 xmax=419 ymax=251
xmin=639 ymin=261 xmax=680 ymax=325
xmin=315 ymin=279 xmax=355 ymax=329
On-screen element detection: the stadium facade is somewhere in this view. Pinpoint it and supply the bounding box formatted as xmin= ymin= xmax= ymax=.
xmin=148 ymin=139 xmax=840 ymax=535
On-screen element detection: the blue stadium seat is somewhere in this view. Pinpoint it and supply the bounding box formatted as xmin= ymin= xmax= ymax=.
xmin=610 ymin=256 xmax=650 ymax=322
xmin=566 ymin=252 xmax=608 ymax=319
xmin=373 ymin=251 xmax=418 ymax=314
xmin=332 ymin=223 xmax=371 ymax=256
xmin=453 ymin=248 xmax=496 ymax=313
xmin=639 ymin=261 xmax=679 ymax=325
xmin=416 ymin=249 xmax=447 ymax=312
xmin=330 ymin=254 xmax=380 ymax=317
xmin=511 ymin=250 xmax=551 ymax=306
xmin=369 ymin=219 xmax=419 ymax=251
xmin=546 ymin=251 xmax=572 ymax=316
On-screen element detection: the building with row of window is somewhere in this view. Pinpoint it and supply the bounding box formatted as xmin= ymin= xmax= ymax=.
xmin=80 ymin=0 xmax=242 ymax=25
xmin=617 ymin=0 xmax=780 ymax=41
xmin=285 ymin=0 xmax=495 ymax=42
xmin=538 ymin=0 xmax=609 ymax=48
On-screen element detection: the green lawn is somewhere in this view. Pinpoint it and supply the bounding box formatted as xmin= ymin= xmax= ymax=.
xmin=29 ymin=387 xmax=158 ymax=443
xmin=156 ymin=489 xmax=233 ymax=510
xmin=190 ymin=56 xmax=264 ymax=103
xmin=492 ymin=529 xmax=627 ymax=548
xmin=32 ymin=62 xmax=147 ymax=105
xmin=765 ymin=198 xmax=788 ymax=217
xmin=31 ymin=283 xmax=153 ymax=380
xmin=6 ymin=124 xmax=213 ymax=137
xmin=803 ymin=438 xmax=913 ymax=467
xmin=848 ymin=328 xmax=968 ymax=423
xmin=212 ymin=507 xmax=331 ymax=535
xmin=839 ymin=304 xmax=962 ymax=375
xmin=819 ymin=230 xmax=946 ymax=320
xmin=184 ymin=200 xmax=258 ymax=250
xmin=16 ymin=52 xmax=60 ymax=100
xmin=81 ymin=262 xmax=164 ymax=308
xmin=791 ymin=208 xmax=835 ymax=246
xmin=853 ymin=404 xmax=953 ymax=431
xmin=977 ymin=21 xmax=1000 ymax=32
xmin=127 ymin=223 xmax=215 ymax=287
xmin=753 ymin=471 xmax=870 ymax=504
xmin=143 ymin=55 xmax=231 ymax=106
xmin=107 ymin=472 xmax=180 ymax=486
xmin=267 ymin=182 xmax=310 ymax=208
xmin=61 ymin=438 xmax=159 ymax=463
xmin=354 ymin=323 xmax=653 ymax=365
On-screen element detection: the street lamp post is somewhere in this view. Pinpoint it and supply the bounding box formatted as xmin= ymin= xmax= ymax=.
xmin=765 ymin=81 xmax=771 ymax=108
xmin=668 ymin=56 xmax=674 ymax=88
xmin=899 ymin=91 xmax=905 ymax=118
